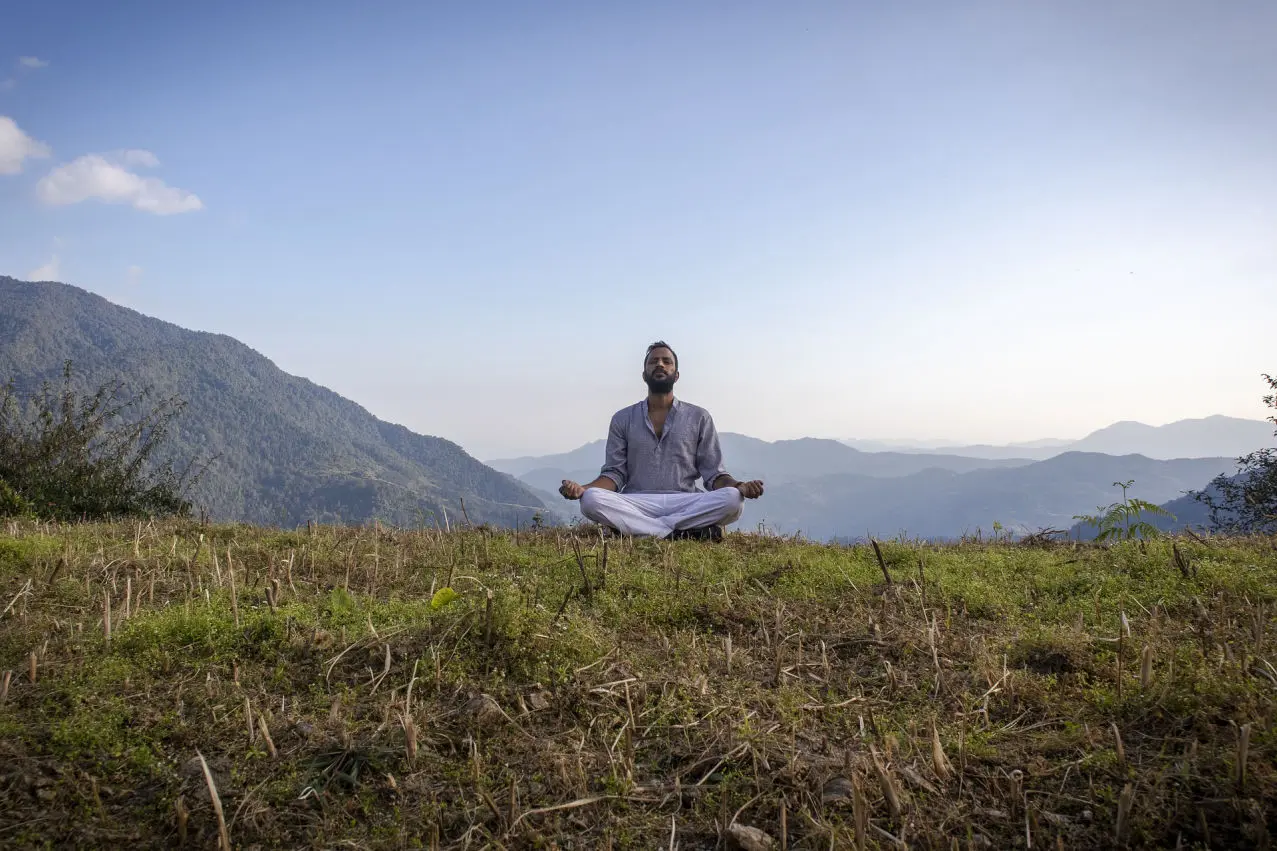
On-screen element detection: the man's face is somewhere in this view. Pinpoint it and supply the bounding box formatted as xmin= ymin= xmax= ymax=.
xmin=643 ymin=347 xmax=678 ymax=394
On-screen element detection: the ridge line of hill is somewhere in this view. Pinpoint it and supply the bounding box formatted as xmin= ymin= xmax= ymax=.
xmin=0 ymin=277 xmax=550 ymax=528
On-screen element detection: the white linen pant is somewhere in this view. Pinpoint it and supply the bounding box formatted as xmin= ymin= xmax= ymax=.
xmin=579 ymin=487 xmax=744 ymax=539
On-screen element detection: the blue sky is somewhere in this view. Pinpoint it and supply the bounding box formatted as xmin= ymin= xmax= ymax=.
xmin=2 ymin=0 xmax=1275 ymax=459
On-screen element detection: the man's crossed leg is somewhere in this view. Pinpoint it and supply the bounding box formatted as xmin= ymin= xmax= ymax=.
xmin=579 ymin=487 xmax=744 ymax=539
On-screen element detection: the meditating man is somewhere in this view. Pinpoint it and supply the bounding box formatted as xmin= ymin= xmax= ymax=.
xmin=558 ymin=341 xmax=765 ymax=540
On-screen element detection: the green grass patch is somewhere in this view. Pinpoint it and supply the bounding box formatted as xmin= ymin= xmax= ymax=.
xmin=0 ymin=521 xmax=1273 ymax=849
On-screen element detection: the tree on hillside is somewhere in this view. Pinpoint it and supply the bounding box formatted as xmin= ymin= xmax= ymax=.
xmin=0 ymin=362 xmax=203 ymax=521
xmin=1189 ymin=373 xmax=1277 ymax=534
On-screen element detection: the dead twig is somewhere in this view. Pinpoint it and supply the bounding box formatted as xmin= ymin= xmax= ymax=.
xmin=508 ymin=794 xmax=650 ymax=831
xmin=197 ymin=752 xmax=231 ymax=851
xmin=871 ymin=540 xmax=892 ymax=586
xmin=571 ymin=537 xmax=593 ymax=599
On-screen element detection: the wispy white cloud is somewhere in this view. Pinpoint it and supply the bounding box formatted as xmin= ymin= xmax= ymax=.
xmin=0 ymin=79 xmax=15 ymax=91
xmin=29 ymin=254 xmax=60 ymax=281
xmin=126 ymin=265 xmax=143 ymax=285
xmin=19 ymin=57 xmax=49 ymax=69
xmin=119 ymin=149 xmax=160 ymax=167
xmin=0 ymin=115 xmax=51 ymax=174
xmin=37 ymin=150 xmax=203 ymax=215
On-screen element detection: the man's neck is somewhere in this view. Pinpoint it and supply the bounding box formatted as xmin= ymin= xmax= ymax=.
xmin=646 ymin=392 xmax=675 ymax=413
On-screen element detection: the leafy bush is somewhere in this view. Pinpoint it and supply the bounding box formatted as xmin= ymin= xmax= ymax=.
xmin=0 ymin=477 xmax=31 ymax=517
xmin=1190 ymin=373 xmax=1277 ymax=534
xmin=0 ymin=362 xmax=201 ymax=521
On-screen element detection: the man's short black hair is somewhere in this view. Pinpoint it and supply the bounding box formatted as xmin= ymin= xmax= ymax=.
xmin=645 ymin=340 xmax=678 ymax=370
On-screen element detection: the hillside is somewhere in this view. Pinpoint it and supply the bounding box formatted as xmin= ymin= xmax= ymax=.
xmin=1 ymin=520 xmax=1273 ymax=848
xmin=0 ymin=278 xmax=549 ymax=527
xmin=738 ymin=452 xmax=1234 ymax=540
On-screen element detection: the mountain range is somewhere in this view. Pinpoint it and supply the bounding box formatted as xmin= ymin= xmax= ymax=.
xmin=743 ymin=453 xmax=1232 ymax=541
xmin=0 ymin=278 xmax=549 ymax=528
xmin=490 ymin=433 xmax=1032 ymax=497
xmin=841 ymin=416 xmax=1272 ymax=461
xmin=492 ymin=425 xmax=1258 ymax=540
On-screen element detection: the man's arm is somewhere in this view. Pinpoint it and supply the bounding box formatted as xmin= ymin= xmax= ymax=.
xmin=559 ymin=475 xmax=617 ymax=500
xmin=697 ymin=413 xmax=764 ymax=498
xmin=597 ymin=412 xmax=628 ymax=492
xmin=709 ymin=473 xmax=740 ymax=490
xmin=560 ymin=413 xmax=627 ymax=500
xmin=709 ymin=473 xmax=764 ymax=498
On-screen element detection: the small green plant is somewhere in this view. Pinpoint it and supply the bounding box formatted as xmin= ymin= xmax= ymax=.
xmin=1074 ymin=479 xmax=1175 ymax=541
xmin=990 ymin=520 xmax=1017 ymax=543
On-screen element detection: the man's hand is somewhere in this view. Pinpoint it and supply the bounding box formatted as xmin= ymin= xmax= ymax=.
xmin=559 ymin=480 xmax=586 ymax=500
xmin=735 ymin=480 xmax=765 ymax=499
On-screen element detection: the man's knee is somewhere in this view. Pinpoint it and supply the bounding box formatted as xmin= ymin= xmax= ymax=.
xmin=579 ymin=488 xmax=608 ymax=522
xmin=719 ymin=486 xmax=744 ymax=523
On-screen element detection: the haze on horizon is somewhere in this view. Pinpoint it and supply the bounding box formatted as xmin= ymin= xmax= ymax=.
xmin=2 ymin=1 xmax=1275 ymax=460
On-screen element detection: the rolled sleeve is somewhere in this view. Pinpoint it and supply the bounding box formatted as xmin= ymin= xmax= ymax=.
xmin=599 ymin=413 xmax=628 ymax=490
xmin=696 ymin=413 xmax=729 ymax=489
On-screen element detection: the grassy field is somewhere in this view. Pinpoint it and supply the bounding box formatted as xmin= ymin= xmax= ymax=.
xmin=0 ymin=520 xmax=1274 ymax=849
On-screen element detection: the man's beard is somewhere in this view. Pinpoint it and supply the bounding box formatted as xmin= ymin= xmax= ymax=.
xmin=645 ymin=374 xmax=676 ymax=394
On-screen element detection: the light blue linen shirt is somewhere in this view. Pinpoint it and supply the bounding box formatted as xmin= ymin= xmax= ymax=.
xmin=598 ymin=398 xmax=729 ymax=494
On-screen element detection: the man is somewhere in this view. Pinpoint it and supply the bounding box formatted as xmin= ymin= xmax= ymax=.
xmin=559 ymin=341 xmax=764 ymax=540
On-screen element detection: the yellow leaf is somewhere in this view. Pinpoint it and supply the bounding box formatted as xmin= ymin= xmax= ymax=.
xmin=430 ymin=587 xmax=459 ymax=610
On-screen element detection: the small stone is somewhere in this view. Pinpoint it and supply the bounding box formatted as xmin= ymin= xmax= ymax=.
xmin=727 ymin=823 xmax=775 ymax=850
xmin=527 ymin=689 xmax=551 ymax=711
xmin=463 ymin=694 xmax=504 ymax=726
xmin=180 ymin=756 xmax=230 ymax=802
xmin=179 ymin=757 xmax=204 ymax=783
xmin=821 ymin=776 xmax=855 ymax=804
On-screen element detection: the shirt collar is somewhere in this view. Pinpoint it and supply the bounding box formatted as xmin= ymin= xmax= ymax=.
xmin=642 ymin=397 xmax=680 ymax=414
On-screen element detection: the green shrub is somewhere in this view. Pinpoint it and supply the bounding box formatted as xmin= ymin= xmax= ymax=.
xmin=0 ymin=476 xmax=31 ymax=517
xmin=0 ymin=361 xmax=202 ymax=521
xmin=1190 ymin=372 xmax=1277 ymax=533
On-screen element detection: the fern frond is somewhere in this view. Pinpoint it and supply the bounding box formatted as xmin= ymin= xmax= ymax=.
xmin=1129 ymin=521 xmax=1163 ymax=539
xmin=1127 ymin=499 xmax=1175 ymax=520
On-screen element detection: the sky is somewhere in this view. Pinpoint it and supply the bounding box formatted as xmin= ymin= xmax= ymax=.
xmin=2 ymin=1 xmax=1275 ymax=460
